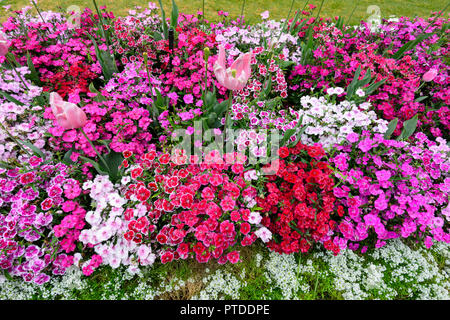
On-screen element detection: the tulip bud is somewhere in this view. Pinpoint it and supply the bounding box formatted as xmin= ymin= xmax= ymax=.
xmin=203 ymin=47 xmax=210 ymax=61
xmin=49 ymin=92 xmax=87 ymax=130
xmin=422 ymin=68 xmax=438 ymax=82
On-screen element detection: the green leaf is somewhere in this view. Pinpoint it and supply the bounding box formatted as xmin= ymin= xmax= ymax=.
xmin=62 ymin=149 xmax=75 ymax=165
xmin=383 ymin=118 xmax=398 ymax=139
xmin=398 ymin=114 xmax=418 ymax=141
xmin=336 ymin=16 xmax=344 ymax=30
xmin=364 ymin=78 xmax=387 ymax=96
xmin=25 ymin=52 xmax=42 ymax=85
xmin=103 ymin=151 xmax=124 ymax=182
xmin=414 ymin=96 xmax=428 ymax=103
xmin=289 ymin=10 xmax=301 ymax=35
xmin=17 ymin=139 xmax=45 ymax=159
xmin=86 ymin=34 xmax=118 ymax=81
xmin=346 ymin=65 xmax=362 ymax=98
xmin=280 ymin=115 xmax=303 ymax=147
xmin=207 ymin=112 xmax=218 ymax=127
xmin=170 ymin=0 xmax=179 ymax=29
xmin=0 ymin=91 xmax=25 ymax=106
xmin=392 ymin=33 xmax=434 ymax=60
xmin=97 ymin=140 xmax=112 ymax=153
xmin=78 ymin=155 xmax=108 ymax=175
xmin=278 ymin=60 xmax=296 ymax=69
xmin=0 ymin=162 xmax=14 ymax=169
xmin=157 ymin=0 xmax=169 ymax=39
xmin=213 ymin=99 xmax=229 ymax=117
xmin=359 ymin=69 xmax=372 ymax=88
xmin=89 ymin=83 xmax=107 ymax=102
xmin=288 ymin=122 xmax=309 ymax=148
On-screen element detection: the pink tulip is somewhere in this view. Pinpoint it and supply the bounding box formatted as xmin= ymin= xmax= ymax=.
xmin=49 ymin=92 xmax=87 ymax=130
xmin=213 ymin=45 xmax=252 ymax=91
xmin=0 ymin=31 xmax=10 ymax=57
xmin=422 ymin=68 xmax=438 ymax=82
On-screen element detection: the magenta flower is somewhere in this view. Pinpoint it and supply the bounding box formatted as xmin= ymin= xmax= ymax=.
xmin=213 ymin=45 xmax=252 ymax=91
xmin=183 ymin=94 xmax=194 ymax=104
xmin=0 ymin=31 xmax=9 ymax=57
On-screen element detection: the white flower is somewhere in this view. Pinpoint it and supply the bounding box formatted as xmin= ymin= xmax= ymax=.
xmin=108 ymin=193 xmax=125 ymax=208
xmin=334 ymin=87 xmax=345 ymax=95
xmin=137 ymin=245 xmax=152 ymax=260
xmin=255 ymin=227 xmax=272 ymax=243
xmin=356 ymin=88 xmax=365 ymax=97
xmin=244 ymin=169 xmax=258 ymax=181
xmin=248 ymin=211 xmax=262 ymax=224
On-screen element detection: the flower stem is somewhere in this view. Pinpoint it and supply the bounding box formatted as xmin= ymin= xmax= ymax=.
xmin=225 ymin=91 xmax=233 ymax=129
xmin=30 ymin=0 xmax=46 ymax=24
xmin=0 ymin=122 xmax=31 ymax=156
xmin=79 ymin=127 xmax=111 ymax=172
xmin=240 ymin=0 xmax=246 ymax=17
xmin=6 ymin=55 xmax=29 ymax=91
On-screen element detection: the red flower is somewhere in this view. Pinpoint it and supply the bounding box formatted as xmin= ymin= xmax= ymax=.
xmin=227 ymin=251 xmax=240 ymax=264
xmin=278 ymin=146 xmax=290 ymax=158
xmin=123 ymin=150 xmax=133 ymax=158
xmin=131 ymin=167 xmax=143 ymax=179
xmin=159 ymin=153 xmax=171 ymax=164
xmin=180 ymin=193 xmax=194 ymax=209
xmin=161 ymin=251 xmax=174 ymax=264
xmin=136 ymin=187 xmax=151 ymax=202
xmin=240 ymin=222 xmax=251 ymax=235
xmin=307 ymin=145 xmax=325 ymax=160
xmin=156 ymin=233 xmax=168 ymax=244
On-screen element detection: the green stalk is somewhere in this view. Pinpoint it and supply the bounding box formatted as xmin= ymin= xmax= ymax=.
xmin=30 ymin=0 xmax=46 ymax=24
xmin=422 ymin=2 xmax=450 ymax=34
xmin=240 ymin=0 xmax=246 ymax=17
xmin=224 ymin=91 xmax=233 ymax=129
xmin=346 ymin=1 xmax=359 ymax=26
xmin=0 ymin=122 xmax=31 ymax=156
xmin=79 ymin=127 xmax=111 ymax=172
xmin=315 ymin=0 xmax=326 ymax=22
xmin=6 ymin=55 xmax=29 ymax=91
xmin=202 ymin=0 xmax=205 ymax=26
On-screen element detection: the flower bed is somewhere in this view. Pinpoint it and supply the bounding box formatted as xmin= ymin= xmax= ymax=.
xmin=0 ymin=1 xmax=448 ymax=298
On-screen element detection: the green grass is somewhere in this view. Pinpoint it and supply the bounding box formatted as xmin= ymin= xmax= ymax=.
xmin=1 ymin=0 xmax=448 ymax=25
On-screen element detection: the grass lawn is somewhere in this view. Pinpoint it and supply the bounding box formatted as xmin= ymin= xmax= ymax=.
xmin=1 ymin=0 xmax=448 ymax=25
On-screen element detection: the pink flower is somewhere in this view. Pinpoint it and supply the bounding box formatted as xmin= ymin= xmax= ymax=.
xmin=422 ymin=68 xmax=438 ymax=82
xmin=183 ymin=94 xmax=194 ymax=104
xmin=49 ymin=92 xmax=87 ymax=130
xmin=260 ymin=10 xmax=269 ymax=20
xmin=227 ymin=251 xmax=240 ymax=264
xmin=0 ymin=31 xmax=9 ymax=57
xmin=213 ymin=45 xmax=252 ymax=91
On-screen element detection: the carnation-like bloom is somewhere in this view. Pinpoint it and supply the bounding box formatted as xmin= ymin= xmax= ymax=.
xmin=213 ymin=45 xmax=252 ymax=91
xmin=0 ymin=31 xmax=9 ymax=57
xmin=49 ymin=92 xmax=87 ymax=129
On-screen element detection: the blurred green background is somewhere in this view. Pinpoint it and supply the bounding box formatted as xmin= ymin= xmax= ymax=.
xmin=0 ymin=0 xmax=448 ymax=24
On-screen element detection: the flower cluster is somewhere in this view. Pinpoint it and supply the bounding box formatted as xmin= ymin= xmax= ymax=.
xmin=120 ymin=149 xmax=265 ymax=265
xmin=0 ymin=66 xmax=50 ymax=162
xmin=2 ymin=8 xmax=104 ymax=101
xmin=330 ymin=132 xmax=450 ymax=252
xmin=291 ymin=93 xmax=388 ymax=150
xmin=257 ymin=142 xmax=340 ymax=255
xmin=0 ymin=157 xmax=83 ymax=285
xmin=288 ymin=15 xmax=450 ymax=140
